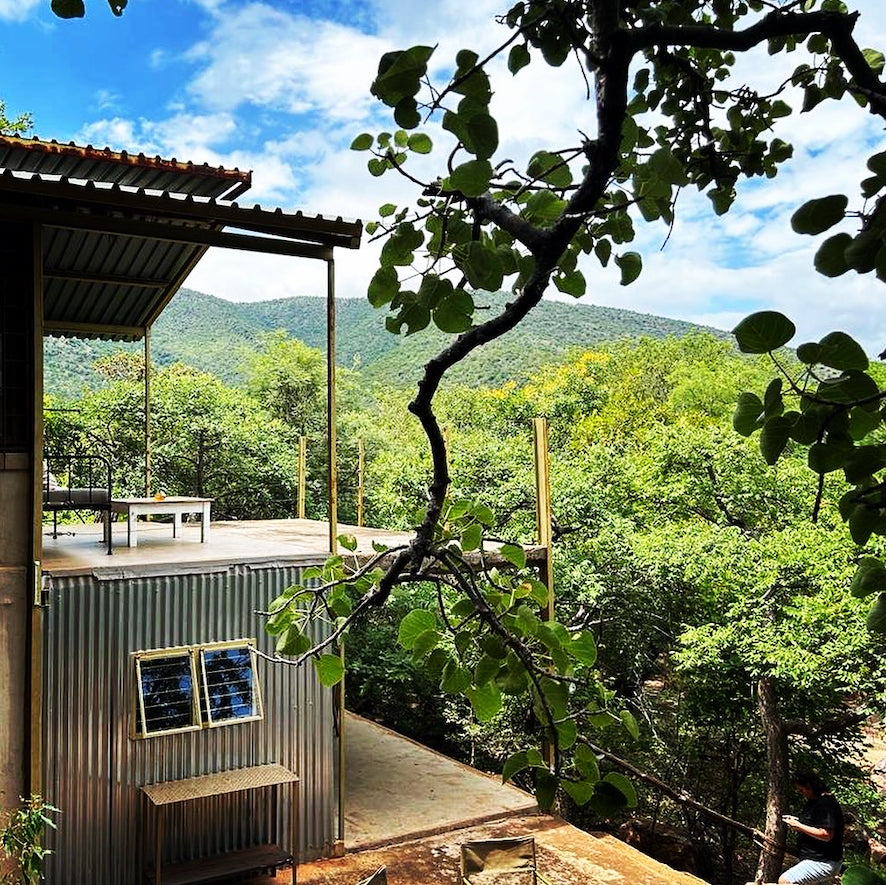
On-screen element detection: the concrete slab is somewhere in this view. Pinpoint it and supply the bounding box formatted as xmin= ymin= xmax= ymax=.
xmin=245 ymin=814 xmax=710 ymax=885
xmin=344 ymin=715 xmax=538 ymax=850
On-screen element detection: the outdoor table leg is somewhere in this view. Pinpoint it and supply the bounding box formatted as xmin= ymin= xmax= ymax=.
xmin=201 ymin=502 xmax=210 ymax=543
xmin=127 ymin=507 xmax=138 ymax=547
xmin=173 ymin=511 xmax=181 ymax=539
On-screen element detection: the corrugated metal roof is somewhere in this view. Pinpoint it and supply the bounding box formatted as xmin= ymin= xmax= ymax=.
xmin=0 ymin=134 xmax=252 ymax=200
xmin=0 ymin=137 xmax=362 ymax=341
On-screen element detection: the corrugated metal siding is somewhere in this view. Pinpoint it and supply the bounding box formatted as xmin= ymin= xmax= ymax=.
xmin=41 ymin=563 xmax=337 ymax=885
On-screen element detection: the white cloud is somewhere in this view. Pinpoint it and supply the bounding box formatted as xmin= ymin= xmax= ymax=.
xmin=0 ymin=0 xmax=40 ymax=21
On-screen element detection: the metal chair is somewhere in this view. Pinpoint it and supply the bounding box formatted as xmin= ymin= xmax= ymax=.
xmin=460 ymin=837 xmax=553 ymax=884
xmin=356 ymin=866 xmax=388 ymax=885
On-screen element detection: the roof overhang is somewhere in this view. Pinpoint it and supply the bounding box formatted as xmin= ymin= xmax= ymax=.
xmin=0 ymin=136 xmax=363 ymax=341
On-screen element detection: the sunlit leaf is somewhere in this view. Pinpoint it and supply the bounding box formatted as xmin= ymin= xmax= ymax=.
xmin=313 ymin=654 xmax=345 ymax=687
xmin=398 ymin=609 xmax=437 ymax=649
xmin=733 ymin=311 xmax=795 ymax=353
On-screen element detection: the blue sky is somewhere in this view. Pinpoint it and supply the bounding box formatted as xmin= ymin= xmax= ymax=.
xmin=3 ymin=0 xmax=886 ymax=356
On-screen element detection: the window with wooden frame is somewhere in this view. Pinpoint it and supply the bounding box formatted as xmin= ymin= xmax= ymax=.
xmin=132 ymin=639 xmax=263 ymax=739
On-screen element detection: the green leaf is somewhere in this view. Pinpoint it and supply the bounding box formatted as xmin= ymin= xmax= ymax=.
xmin=313 ymin=653 xmax=345 ymax=687
xmin=815 ymin=332 xmax=869 ymax=371
xmin=733 ymin=311 xmax=795 ymax=353
xmin=276 ymin=625 xmax=312 ymax=656
xmin=733 ymin=392 xmax=765 ymax=436
xmin=570 ymin=631 xmax=597 ymax=666
xmin=51 ymin=0 xmax=85 ymax=17
xmin=535 ymin=770 xmax=559 ymax=812
xmin=575 ymin=744 xmax=600 ymax=782
xmin=475 ymin=654 xmax=502 ymax=686
xmin=615 ymin=252 xmax=642 ymax=286
xmin=398 ymin=609 xmax=437 ymax=649
xmin=502 ymin=750 xmax=530 ymax=783
xmin=459 ymin=241 xmax=504 ymax=291
xmin=791 ymin=195 xmax=848 ymax=235
xmin=465 ymin=114 xmax=499 ymax=160
xmin=556 ymin=718 xmax=578 ymax=750
xmin=461 ymin=522 xmax=483 ymax=552
xmin=380 ymin=223 xmax=423 ymax=267
xmin=527 ymin=150 xmax=572 ymax=188
xmin=524 ymin=190 xmax=567 ymax=225
xmin=554 ymin=270 xmax=586 ymax=297
xmin=441 ymin=659 xmax=472 ymax=694
xmin=842 ymin=864 xmax=886 ymax=885
xmin=371 ymin=45 xmax=435 ymax=106
xmin=589 ymin=780 xmax=629 ymax=816
xmin=433 ymin=289 xmax=474 ymax=334
xmin=866 ymin=594 xmax=886 ymax=633
xmin=367 ymin=266 xmax=400 ymax=308
xmin=447 ymin=159 xmax=494 ymax=197
xmin=500 ymin=543 xmax=527 ymax=569
xmin=508 ymin=43 xmax=531 ymax=74
xmin=466 ymin=681 xmax=502 ymax=722
xmin=350 ymin=133 xmax=374 ymax=151
xmin=760 ymin=416 xmax=794 ymax=465
xmin=412 ymin=629 xmax=440 ymax=661
xmin=407 ymin=133 xmax=433 ymax=154
xmin=394 ymin=98 xmax=421 ymax=130
xmin=850 ymin=557 xmax=886 ymax=599
xmin=863 ymin=49 xmax=886 ymax=74
xmin=620 ymin=709 xmax=640 ymax=740
xmin=815 ymin=233 xmax=853 ymax=277
xmin=808 ymin=442 xmax=850 ymax=474
xmin=562 ymin=779 xmax=595 ymax=805
xmin=338 ymin=533 xmax=357 ymax=551
xmin=849 ymin=506 xmax=881 ymax=545
xmin=605 ymin=772 xmax=638 ymax=808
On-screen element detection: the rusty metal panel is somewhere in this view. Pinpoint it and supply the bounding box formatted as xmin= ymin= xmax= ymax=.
xmin=41 ymin=563 xmax=338 ymax=885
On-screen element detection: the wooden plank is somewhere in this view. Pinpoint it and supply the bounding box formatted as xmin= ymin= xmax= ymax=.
xmin=142 ymin=764 xmax=297 ymax=806
xmin=146 ymin=844 xmax=291 ymax=885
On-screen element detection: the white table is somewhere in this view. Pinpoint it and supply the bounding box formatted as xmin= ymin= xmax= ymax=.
xmin=111 ymin=497 xmax=212 ymax=548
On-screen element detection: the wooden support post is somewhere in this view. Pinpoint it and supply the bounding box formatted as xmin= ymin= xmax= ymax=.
xmin=326 ymin=259 xmax=338 ymax=553
xmin=297 ymin=435 xmax=307 ymax=519
xmin=533 ymin=417 xmax=554 ymax=620
xmin=144 ymin=326 xmax=152 ymax=497
xmin=356 ymin=438 xmax=365 ymax=527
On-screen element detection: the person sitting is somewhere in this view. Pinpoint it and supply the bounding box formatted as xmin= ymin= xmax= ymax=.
xmin=779 ymin=771 xmax=843 ymax=885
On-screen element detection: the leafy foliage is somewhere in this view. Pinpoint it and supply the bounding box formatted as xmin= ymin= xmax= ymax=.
xmin=0 ymin=796 xmax=59 ymax=885
xmin=733 ymin=310 xmax=886 ymax=631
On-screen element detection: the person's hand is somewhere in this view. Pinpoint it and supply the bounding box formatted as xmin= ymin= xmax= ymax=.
xmin=782 ymin=815 xmax=800 ymax=829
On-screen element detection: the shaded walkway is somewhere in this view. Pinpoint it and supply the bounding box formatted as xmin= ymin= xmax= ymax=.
xmin=344 ymin=715 xmax=538 ymax=850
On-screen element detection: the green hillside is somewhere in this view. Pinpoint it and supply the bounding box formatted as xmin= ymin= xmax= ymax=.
xmin=43 ymin=287 xmax=728 ymax=398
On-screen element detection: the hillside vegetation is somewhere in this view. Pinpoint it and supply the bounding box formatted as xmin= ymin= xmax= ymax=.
xmin=44 ymin=287 xmax=726 ymax=398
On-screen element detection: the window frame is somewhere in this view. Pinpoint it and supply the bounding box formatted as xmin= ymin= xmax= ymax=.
xmin=131 ymin=638 xmax=263 ymax=740
xmin=199 ymin=640 xmax=264 ymax=728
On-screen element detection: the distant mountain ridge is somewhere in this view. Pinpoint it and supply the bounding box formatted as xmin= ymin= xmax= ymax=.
xmin=44 ymin=288 xmax=728 ymax=399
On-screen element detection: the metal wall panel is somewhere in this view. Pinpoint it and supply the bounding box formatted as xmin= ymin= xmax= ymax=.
xmin=41 ymin=563 xmax=338 ymax=885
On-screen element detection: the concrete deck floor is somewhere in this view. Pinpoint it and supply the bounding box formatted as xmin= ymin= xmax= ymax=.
xmin=41 ymin=516 xmax=413 ymax=576
xmin=243 ymin=715 xmax=706 ymax=885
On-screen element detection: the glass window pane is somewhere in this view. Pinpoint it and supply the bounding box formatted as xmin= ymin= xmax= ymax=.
xmin=136 ymin=653 xmax=197 ymax=736
xmin=200 ymin=645 xmax=262 ymax=726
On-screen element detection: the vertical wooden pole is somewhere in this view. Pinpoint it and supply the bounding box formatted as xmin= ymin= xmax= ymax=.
xmin=356 ymin=438 xmax=365 ymax=527
xmin=30 ymin=222 xmax=44 ymax=794
xmin=533 ymin=417 xmax=554 ymax=620
xmin=297 ymin=435 xmax=307 ymax=519
xmin=336 ymin=638 xmax=346 ymax=853
xmin=144 ymin=326 xmax=151 ymax=497
xmin=533 ymin=416 xmax=556 ymax=768
xmin=326 ymin=257 xmax=338 ymax=553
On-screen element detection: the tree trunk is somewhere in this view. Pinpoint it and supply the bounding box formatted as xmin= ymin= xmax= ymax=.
xmin=756 ymin=677 xmax=789 ymax=882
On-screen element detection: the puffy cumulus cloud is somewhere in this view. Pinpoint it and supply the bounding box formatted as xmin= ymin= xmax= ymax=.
xmin=0 ymin=0 xmax=40 ymax=21
xmin=75 ymin=112 xmax=241 ymax=162
xmin=183 ymin=2 xmax=387 ymax=122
